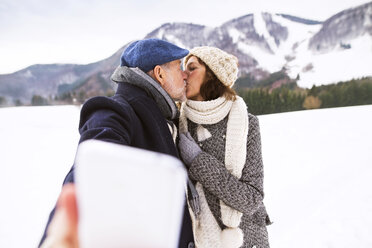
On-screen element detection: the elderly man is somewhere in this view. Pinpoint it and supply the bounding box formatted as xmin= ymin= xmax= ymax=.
xmin=39 ymin=38 xmax=195 ymax=248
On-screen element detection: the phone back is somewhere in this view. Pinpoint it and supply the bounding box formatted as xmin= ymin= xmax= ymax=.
xmin=75 ymin=139 xmax=187 ymax=248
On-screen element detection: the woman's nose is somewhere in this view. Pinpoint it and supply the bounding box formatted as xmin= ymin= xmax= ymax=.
xmin=182 ymin=70 xmax=188 ymax=79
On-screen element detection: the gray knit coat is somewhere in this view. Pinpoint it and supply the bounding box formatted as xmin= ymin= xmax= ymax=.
xmin=187 ymin=113 xmax=270 ymax=248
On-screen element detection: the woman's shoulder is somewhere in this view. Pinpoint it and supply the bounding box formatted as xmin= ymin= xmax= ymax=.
xmin=247 ymin=112 xmax=261 ymax=133
xmin=235 ymin=96 xmax=258 ymax=124
xmin=248 ymin=112 xmax=258 ymax=122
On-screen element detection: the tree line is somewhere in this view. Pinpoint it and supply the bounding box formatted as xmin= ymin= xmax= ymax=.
xmin=1 ymin=75 xmax=372 ymax=115
xmin=237 ymin=77 xmax=372 ymax=115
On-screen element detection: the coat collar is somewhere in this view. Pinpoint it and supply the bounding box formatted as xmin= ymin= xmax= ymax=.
xmin=111 ymin=66 xmax=179 ymax=120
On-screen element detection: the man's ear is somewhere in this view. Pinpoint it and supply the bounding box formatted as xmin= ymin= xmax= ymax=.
xmin=153 ymin=65 xmax=165 ymax=86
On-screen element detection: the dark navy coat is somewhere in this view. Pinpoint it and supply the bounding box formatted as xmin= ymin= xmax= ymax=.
xmin=40 ymin=82 xmax=194 ymax=247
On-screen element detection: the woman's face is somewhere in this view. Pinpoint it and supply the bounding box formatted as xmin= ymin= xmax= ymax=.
xmin=184 ymin=56 xmax=206 ymax=101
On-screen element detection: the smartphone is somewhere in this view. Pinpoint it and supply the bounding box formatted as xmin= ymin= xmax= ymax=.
xmin=74 ymin=140 xmax=187 ymax=248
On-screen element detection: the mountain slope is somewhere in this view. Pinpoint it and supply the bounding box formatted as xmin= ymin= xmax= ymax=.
xmin=309 ymin=1 xmax=372 ymax=52
xmin=0 ymin=46 xmax=124 ymax=104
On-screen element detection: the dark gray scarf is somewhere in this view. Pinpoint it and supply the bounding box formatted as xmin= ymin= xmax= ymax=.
xmin=110 ymin=66 xmax=179 ymax=120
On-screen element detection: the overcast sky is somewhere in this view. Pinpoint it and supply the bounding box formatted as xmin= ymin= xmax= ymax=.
xmin=0 ymin=0 xmax=369 ymax=74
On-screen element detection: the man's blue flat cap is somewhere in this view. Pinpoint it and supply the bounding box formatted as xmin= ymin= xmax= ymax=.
xmin=120 ymin=38 xmax=189 ymax=72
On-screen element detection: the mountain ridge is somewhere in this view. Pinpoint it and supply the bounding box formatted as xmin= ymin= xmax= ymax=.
xmin=0 ymin=1 xmax=371 ymax=105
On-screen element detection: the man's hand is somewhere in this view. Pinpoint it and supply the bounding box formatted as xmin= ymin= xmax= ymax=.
xmin=178 ymin=132 xmax=202 ymax=166
xmin=41 ymin=184 xmax=79 ymax=248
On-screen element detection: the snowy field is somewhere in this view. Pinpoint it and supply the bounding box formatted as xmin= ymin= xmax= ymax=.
xmin=0 ymin=104 xmax=371 ymax=247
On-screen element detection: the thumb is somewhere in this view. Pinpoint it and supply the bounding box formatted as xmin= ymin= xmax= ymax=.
xmin=43 ymin=184 xmax=79 ymax=248
xmin=57 ymin=183 xmax=78 ymax=227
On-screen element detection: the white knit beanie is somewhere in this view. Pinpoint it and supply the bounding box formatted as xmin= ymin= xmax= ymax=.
xmin=184 ymin=46 xmax=239 ymax=88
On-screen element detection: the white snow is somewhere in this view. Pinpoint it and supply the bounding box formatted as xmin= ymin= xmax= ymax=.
xmin=22 ymin=70 xmax=34 ymax=79
xmin=271 ymin=14 xmax=321 ymax=53
xmin=228 ymin=28 xmax=242 ymax=44
xmin=252 ymin=12 xmax=268 ymax=38
xmin=260 ymin=105 xmax=372 ymax=247
xmin=203 ymin=26 xmax=215 ymax=38
xmin=1 ymin=104 xmax=372 ymax=247
xmin=364 ymin=5 xmax=372 ymax=26
xmin=293 ymin=34 xmax=372 ymax=88
xmin=253 ymin=12 xmax=278 ymax=51
xmin=240 ymin=13 xmax=372 ymax=87
xmin=235 ymin=13 xmax=321 ymax=74
xmin=156 ymin=29 xmax=165 ymax=40
xmin=238 ymin=41 xmax=286 ymax=71
xmin=0 ymin=106 xmax=81 ymax=247
xmin=164 ymin=34 xmax=188 ymax=50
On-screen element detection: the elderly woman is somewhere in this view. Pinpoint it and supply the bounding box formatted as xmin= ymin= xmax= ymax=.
xmin=178 ymin=46 xmax=271 ymax=248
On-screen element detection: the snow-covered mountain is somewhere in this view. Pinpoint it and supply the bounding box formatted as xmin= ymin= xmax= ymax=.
xmin=0 ymin=48 xmax=122 ymax=105
xmin=295 ymin=1 xmax=372 ymax=87
xmin=1 ymin=104 xmax=372 ymax=247
xmin=145 ymin=13 xmax=322 ymax=80
xmin=309 ymin=1 xmax=372 ymax=52
xmin=146 ymin=2 xmax=372 ymax=87
xmin=1 ymin=1 xmax=371 ymax=104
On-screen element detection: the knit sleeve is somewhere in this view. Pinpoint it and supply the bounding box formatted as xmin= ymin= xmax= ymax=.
xmin=188 ymin=114 xmax=264 ymax=216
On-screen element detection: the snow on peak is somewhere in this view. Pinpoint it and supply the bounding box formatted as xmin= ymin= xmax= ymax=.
xmin=252 ymin=11 xmax=267 ymax=37
xmin=22 ymin=70 xmax=34 ymax=78
xmin=253 ymin=12 xmax=278 ymax=51
xmin=163 ymin=34 xmax=187 ymax=49
xmin=228 ymin=28 xmax=243 ymax=43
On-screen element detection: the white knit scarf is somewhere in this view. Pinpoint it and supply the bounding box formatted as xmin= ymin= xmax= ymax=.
xmin=179 ymin=96 xmax=249 ymax=248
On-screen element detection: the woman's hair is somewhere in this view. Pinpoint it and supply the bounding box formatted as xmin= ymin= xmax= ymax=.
xmin=189 ymin=56 xmax=237 ymax=101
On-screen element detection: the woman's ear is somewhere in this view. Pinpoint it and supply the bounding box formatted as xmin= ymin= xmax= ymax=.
xmin=153 ymin=65 xmax=165 ymax=86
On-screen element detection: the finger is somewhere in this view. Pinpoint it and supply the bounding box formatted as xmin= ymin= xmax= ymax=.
xmin=57 ymin=184 xmax=78 ymax=227
xmin=43 ymin=184 xmax=79 ymax=248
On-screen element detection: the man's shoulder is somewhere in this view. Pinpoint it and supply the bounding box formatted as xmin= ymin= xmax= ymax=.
xmin=83 ymin=95 xmax=132 ymax=112
xmin=78 ymin=95 xmax=136 ymax=126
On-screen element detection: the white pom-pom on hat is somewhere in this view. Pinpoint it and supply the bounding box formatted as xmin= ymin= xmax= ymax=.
xmin=184 ymin=46 xmax=239 ymax=88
